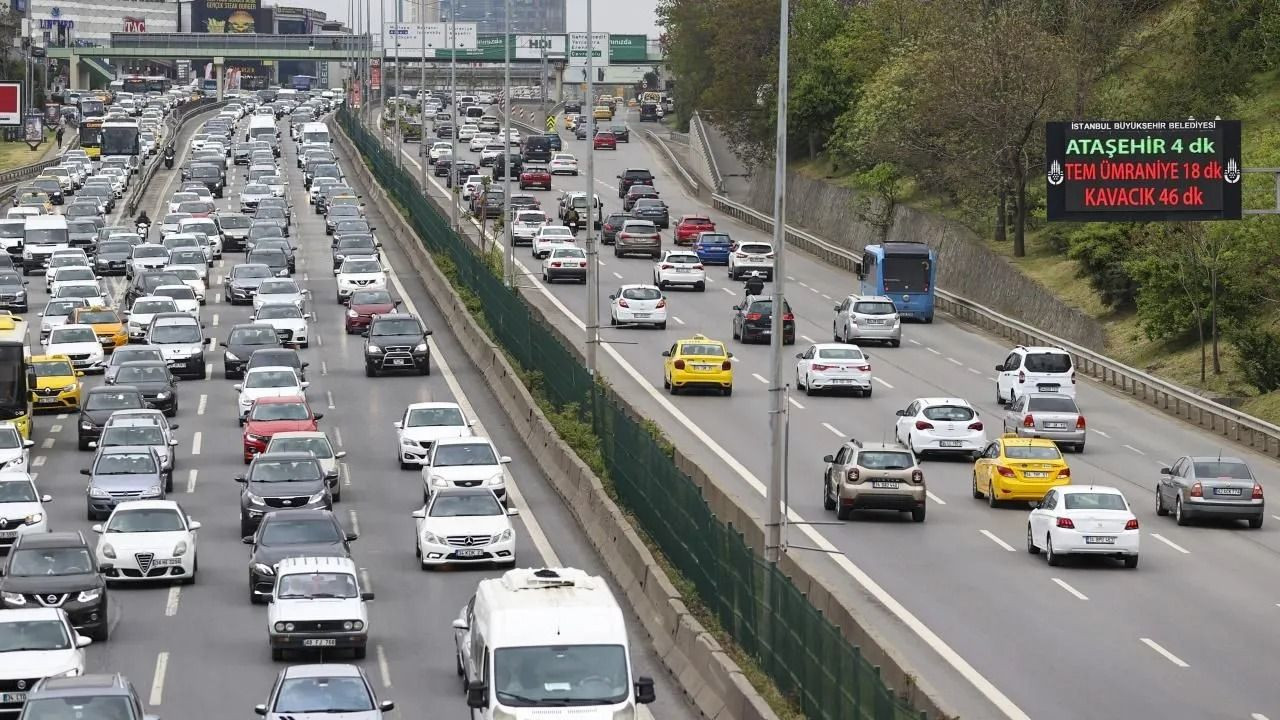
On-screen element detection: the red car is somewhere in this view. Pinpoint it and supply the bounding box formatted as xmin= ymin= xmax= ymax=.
xmin=593 ymin=132 xmax=617 ymax=150
xmin=242 ymin=396 xmax=323 ymax=463
xmin=675 ymin=215 xmax=716 ymax=245
xmin=519 ymin=165 xmax=552 ymax=190
xmin=344 ymin=288 xmax=399 ymax=334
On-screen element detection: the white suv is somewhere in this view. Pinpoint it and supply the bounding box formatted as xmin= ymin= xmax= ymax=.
xmin=268 ymin=556 xmax=372 ymax=662
xmin=995 ymin=346 xmax=1076 ymax=404
xmin=728 ymin=241 xmax=775 ymax=280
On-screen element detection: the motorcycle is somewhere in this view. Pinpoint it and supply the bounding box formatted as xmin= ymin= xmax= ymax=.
xmin=163 ymin=148 xmax=175 ymax=169
xmin=135 ymin=222 xmax=150 ymax=238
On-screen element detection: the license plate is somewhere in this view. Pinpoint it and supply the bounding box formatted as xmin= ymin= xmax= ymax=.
xmin=939 ymin=440 xmax=962 ymax=448
xmin=1024 ymin=471 xmax=1047 ymax=478
xmin=390 ymin=359 xmax=407 ymax=365
xmin=829 ymin=379 xmax=853 ymax=385
xmin=677 ymin=268 xmax=691 ymax=273
xmin=633 ymin=313 xmax=650 ymax=318
xmin=1 ymin=692 xmax=26 ymax=703
xmin=36 ymin=397 xmax=60 ymax=405
xmin=748 ymin=256 xmax=764 ymax=262
xmin=1215 ymin=487 xmax=1243 ymax=496
xmin=865 ymin=319 xmax=885 ymax=325
xmin=302 ymin=638 xmax=337 ymax=647
xmin=872 ymin=481 xmax=899 ymax=489
xmin=1044 ymin=422 xmax=1067 ymax=429
xmin=0 ymin=530 xmax=17 ymax=539
xmin=693 ymin=364 xmax=715 ymax=370
xmin=455 ymin=548 xmax=484 ymax=558
xmin=152 ymin=558 xmax=181 ymax=566
xmin=1037 ymin=384 xmax=1061 ymax=392
xmin=1084 ymin=536 xmax=1115 ymax=544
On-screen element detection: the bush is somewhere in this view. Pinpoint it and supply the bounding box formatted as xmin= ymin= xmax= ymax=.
xmin=1065 ymin=223 xmax=1138 ymax=310
xmin=1231 ymin=323 xmax=1280 ymax=393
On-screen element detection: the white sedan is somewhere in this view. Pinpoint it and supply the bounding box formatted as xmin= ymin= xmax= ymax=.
xmin=549 ymin=153 xmax=579 ymax=175
xmin=46 ymin=265 xmax=95 ymax=293
xmin=511 ymin=210 xmax=547 ymax=246
xmin=457 ymin=124 xmax=479 ymax=141
xmin=893 ymin=397 xmax=986 ymax=458
xmin=252 ymin=303 xmax=312 ymax=348
xmin=1027 ymin=485 xmax=1139 ymax=568
xmin=42 ymin=324 xmax=104 ymax=372
xmin=609 ymin=284 xmax=667 ymax=329
xmin=154 ymin=285 xmax=200 ymax=317
xmin=461 ymin=175 xmax=486 ymax=202
xmin=469 ymin=134 xmax=492 ymax=152
xmin=335 ymin=258 xmax=387 ymax=303
xmin=541 ymin=246 xmax=588 ymax=284
xmin=92 ymin=500 xmax=200 ymax=584
xmin=0 ymin=423 xmax=33 ymax=473
xmin=253 ymin=278 xmax=308 ymax=312
xmin=795 ymin=343 xmax=873 ymax=397
xmin=652 ymin=250 xmax=706 ymax=291
xmin=394 ymin=402 xmax=474 ymax=469
xmin=0 ymin=471 xmax=50 ymax=543
xmin=428 ymin=142 xmax=453 ymax=164
xmin=532 ymin=225 xmax=575 ymax=259
xmin=164 ymin=266 xmax=208 ymax=305
xmin=235 ymin=366 xmax=309 ymax=421
xmin=411 ymin=487 xmax=517 ymax=569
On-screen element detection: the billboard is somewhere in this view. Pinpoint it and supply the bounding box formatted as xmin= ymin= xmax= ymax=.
xmin=429 ymin=34 xmax=505 ymax=60
xmin=1045 ymin=119 xmax=1242 ymax=222
xmin=382 ymin=23 xmax=477 ymax=54
xmin=122 ymin=17 xmax=146 ymax=33
xmin=370 ymin=60 xmax=381 ymax=91
xmin=0 ymin=82 xmax=19 ymax=126
xmin=609 ymin=35 xmax=646 ymax=63
xmin=192 ymin=0 xmax=270 ymax=34
xmin=569 ymin=32 xmax=609 ymax=66
xmin=515 ymin=34 xmax=565 ymax=60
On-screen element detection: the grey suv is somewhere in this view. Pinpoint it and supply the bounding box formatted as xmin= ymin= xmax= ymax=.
xmin=832 ymin=295 xmax=902 ymax=347
xmin=236 ymin=452 xmax=334 ymax=536
xmin=19 ymin=673 xmax=152 ymax=720
xmin=821 ymin=440 xmax=926 ymax=522
xmin=614 ymin=220 xmax=661 ymax=259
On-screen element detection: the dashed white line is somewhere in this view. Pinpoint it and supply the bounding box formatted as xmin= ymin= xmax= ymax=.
xmin=926 ymin=347 xmax=942 ymax=355
xmin=751 ymin=373 xmax=768 ymax=384
xmin=946 ymin=357 xmax=963 ymax=366
xmin=1123 ymin=444 xmax=1145 ymax=455
xmin=32 ymin=456 xmax=44 ymax=467
xmin=165 ymin=587 xmax=181 ymax=616
xmin=376 ymin=644 xmax=393 ymax=687
xmin=980 ymin=529 xmax=1016 ymax=552
xmin=49 ymin=424 xmax=61 ymax=433
xmin=788 ymin=397 xmax=805 ymax=410
xmin=316 ymin=334 xmax=324 ymax=346
xmin=798 ymin=281 xmax=810 ymax=288
xmin=612 ymin=271 xmax=623 ymax=280
xmin=821 ymin=293 xmax=832 ymax=300
xmin=808 ymin=286 xmax=819 ymax=294
xmin=1051 ymin=578 xmax=1088 ymax=601
xmin=327 ymin=391 xmax=336 ymax=409
xmin=1150 ymin=533 xmax=1190 ymax=554
xmin=320 ymin=360 xmax=328 ymax=375
xmin=1251 ymin=714 xmax=1270 ymax=720
xmin=56 ymin=413 xmax=67 ymax=420
xmin=214 ymin=293 xmax=221 ymax=303
xmin=800 ymin=334 xmax=814 ymax=343
xmin=872 ymin=377 xmax=894 ymax=389
xmin=197 ymin=394 xmax=207 ymax=416
xmin=908 ymin=339 xmax=921 ymax=346
xmin=359 ymin=567 xmax=373 ymax=595
xmin=1140 ymin=638 xmax=1189 ymax=668
xmin=926 ymin=490 xmax=946 ymax=505
xmin=40 ymin=438 xmax=53 ymax=449
xmin=348 ymin=509 xmax=360 ymax=536
xmin=211 ymin=313 xmax=219 ymax=327
xmin=672 ymin=316 xmax=685 ymax=325
xmin=191 ymin=431 xmax=202 ymax=456
xmin=341 ymin=462 xmax=351 ymax=487
xmin=149 ymin=651 xmax=170 ymax=705
xmin=1092 ymin=429 xmax=1110 ymax=438
xmin=823 ymin=422 xmax=844 ymax=437
xmin=968 ymin=367 xmax=983 ymax=375
xmin=333 ymin=427 xmax=344 ymax=447
xmin=721 ymin=287 xmax=736 ymax=295
xmin=186 ymin=469 xmax=198 ymax=494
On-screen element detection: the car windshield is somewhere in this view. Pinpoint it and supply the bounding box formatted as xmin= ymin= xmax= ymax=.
xmin=680 ymin=343 xmax=724 ymax=357
xmin=1023 ymin=352 xmax=1072 ymax=374
xmin=856 ymin=451 xmax=915 ymax=470
xmin=269 ymin=437 xmax=332 ymax=459
xmin=132 ymin=300 xmax=176 ymax=315
xmin=273 ymin=676 xmax=373 ymax=713
xmin=246 ymin=370 xmax=298 ymax=389
xmin=56 ymin=286 xmax=100 ymax=299
xmin=371 ymin=319 xmax=420 ymax=336
xmin=517 ymin=212 xmax=546 ymax=224
xmin=134 ymin=246 xmax=168 ymax=258
xmin=251 ymin=459 xmax=321 ymax=482
xmin=43 ymin=301 xmax=83 ymax=317
xmin=7 ymin=547 xmax=93 ymax=576
xmin=22 ymin=698 xmax=136 ymax=720
xmin=665 ymin=255 xmax=698 ymax=266
xmin=86 ymin=391 xmax=143 ymax=410
xmin=55 ymin=269 xmax=94 ymax=282
xmin=1026 ymin=396 xmax=1078 ymax=412
xmin=258 ymin=305 xmax=302 ymax=320
xmin=107 ymin=508 xmax=185 ymax=533
xmin=51 ymin=327 xmax=96 ymax=344
xmin=251 ymin=402 xmax=310 ymax=422
xmin=1004 ymin=445 xmax=1063 ymax=460
xmin=259 ymin=280 xmax=297 ymax=295
xmin=109 ymin=349 xmax=162 ymax=366
xmin=258 ymin=207 xmax=286 ymax=220
xmin=261 ymin=519 xmax=342 ymax=546
xmin=117 ymin=366 xmax=169 ymax=384
xmin=220 ymin=215 xmax=251 ymax=229
xmin=0 ymin=620 xmax=71 ymax=652
xmin=0 ymin=481 xmax=36 ymax=502
xmin=344 ymin=260 xmax=381 ymax=274
xmin=32 ymin=360 xmax=74 ymax=377
xmin=245 ymin=184 xmax=270 ymax=195
xmin=235 ymin=266 xmax=273 ymax=279
xmin=552 ymin=249 xmax=586 ymax=259
xmin=1193 ymin=461 xmax=1253 ymax=479
xmin=621 ymin=287 xmax=661 ymax=301
xmin=406 ymin=407 xmax=465 ymax=428
xmin=1063 ymin=492 xmax=1128 ymax=511
xmin=157 ymin=287 xmax=195 ymax=300
xmin=101 ymin=426 xmax=164 ymax=447
xmin=817 ymin=348 xmax=864 ymax=360
xmin=350 ymin=290 xmax=392 ymax=305
xmin=170 ymin=251 xmax=205 ymax=266
xmin=542 ymin=228 xmax=572 ymax=239
xmin=433 ymin=443 xmax=497 ymax=467
xmin=178 ymin=201 xmax=213 ymax=214
xmin=277 ymin=571 xmax=359 ymax=600
xmin=336 ymin=221 xmax=370 ymax=233
xmin=96 ymin=452 xmax=157 ymax=474
xmin=430 ymin=492 xmax=503 ymax=517
xmin=493 ymin=645 xmax=629 ymax=705
xmin=921 ymin=405 xmax=974 ymax=422
xmin=231 ymin=328 xmax=278 ymax=345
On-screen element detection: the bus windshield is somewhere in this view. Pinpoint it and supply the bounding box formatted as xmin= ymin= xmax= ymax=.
xmin=882 ymin=255 xmax=932 ymax=294
xmin=0 ymin=344 xmax=27 ymax=423
xmin=102 ymin=125 xmax=140 ymax=156
xmin=79 ymin=121 xmax=103 ymax=147
xmin=79 ymin=99 xmax=104 ymax=119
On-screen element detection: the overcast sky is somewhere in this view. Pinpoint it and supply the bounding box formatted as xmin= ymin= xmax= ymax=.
xmin=305 ymin=0 xmax=660 ymax=37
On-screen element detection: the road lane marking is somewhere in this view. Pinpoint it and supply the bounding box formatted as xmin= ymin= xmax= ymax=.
xmin=968 ymin=367 xmax=982 ymax=375
xmin=798 ymin=282 xmax=810 ymax=289
xmin=1123 ymin=444 xmax=1145 ymax=455
xmin=321 ymin=360 xmax=329 ymax=375
xmin=800 ymin=334 xmax=814 ymax=343
xmin=926 ymin=347 xmax=941 ymax=355
xmin=751 ymin=373 xmax=768 ymax=384
xmin=359 ymin=567 xmax=373 ymax=595
xmin=612 ymin=271 xmax=623 ymax=280
xmin=211 ymin=313 xmax=219 ymax=327
xmin=56 ymin=413 xmax=67 ymax=420
xmin=908 ymin=339 xmax=921 ymax=346
xmin=788 ymin=397 xmax=804 ymax=410
xmin=186 ymin=469 xmax=198 ymax=494
xmin=165 ymin=587 xmax=181 ymax=616
xmin=872 ymin=377 xmax=894 ymax=389
xmin=49 ymin=424 xmax=61 ymax=433
xmin=980 ymin=529 xmax=1015 ymax=551
xmin=1140 ymin=638 xmax=1188 ymax=667
xmin=327 ymin=391 xmax=336 ymax=409
xmin=808 ymin=286 xmax=819 ymax=294
xmin=149 ymin=651 xmax=169 ymax=705
xmin=197 ymin=394 xmax=207 ymax=415
xmin=377 ymin=644 xmax=393 ymax=687
xmin=41 ymin=438 xmax=53 ymax=449
xmin=672 ymin=316 xmax=685 ymax=325
xmin=348 ymin=509 xmax=360 ymax=536
xmin=1251 ymin=714 xmax=1270 ymax=720
xmin=1051 ymin=578 xmax=1088 ymax=600
xmin=341 ymin=462 xmax=351 ymax=487
xmin=822 ymin=293 xmax=832 ymax=300
xmin=721 ymin=287 xmax=735 ymax=295
xmin=1092 ymin=429 xmax=1110 ymax=438
xmin=823 ymin=422 xmax=843 ymax=437
xmin=946 ymin=357 xmax=963 ymax=366
xmin=1150 ymin=533 xmax=1190 ymax=554
xmin=32 ymin=456 xmax=44 ymax=467
xmin=191 ymin=431 xmax=202 ymax=456
xmin=926 ymin=490 xmax=946 ymax=505
xmin=317 ymin=334 xmax=324 ymax=347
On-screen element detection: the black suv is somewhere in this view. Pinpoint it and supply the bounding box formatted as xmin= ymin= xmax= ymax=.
xmin=244 ymin=509 xmax=357 ymax=603
xmin=363 ymin=313 xmax=432 ymax=376
xmin=617 ymin=168 xmax=655 ymax=198
xmin=187 ymin=162 xmax=225 ymax=198
xmin=564 ymin=100 xmax=583 ymax=114
xmin=236 ymin=452 xmax=335 ymax=537
xmin=732 ymin=295 xmax=796 ymax=345
xmin=221 ymin=323 xmax=282 ymax=379
xmin=0 ymin=532 xmax=109 ymax=641
xmin=78 ymin=386 xmax=146 ymax=450
xmin=122 ymin=271 xmax=184 ymax=309
xmin=491 ymin=152 xmax=524 ymax=180
xmin=19 ymin=674 xmax=148 ymax=720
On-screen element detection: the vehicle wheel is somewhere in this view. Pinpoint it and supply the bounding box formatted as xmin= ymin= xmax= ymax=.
xmin=890 ymin=339 xmax=901 ymax=347
xmin=995 ymin=385 xmax=1005 ymax=405
xmin=365 ymin=364 xmax=376 ymax=378
xmin=302 ymin=341 xmax=310 ymax=349
xmin=863 ymin=386 xmax=874 ymax=398
xmin=722 ymin=385 xmax=732 ymax=397
xmin=240 ymin=518 xmax=254 ymax=538
xmin=1175 ymin=497 xmax=1190 ymax=526
xmin=910 ymin=505 xmax=926 ymax=523
xmin=421 ymin=358 xmax=431 ymax=376
xmin=833 ymin=324 xmax=842 ymax=343
xmin=972 ymin=473 xmax=983 ymax=499
xmin=89 ymin=622 xmax=109 ymax=643
xmin=336 ymin=292 xmax=343 ymax=304
xmin=696 ymin=282 xmax=705 ymax=292
xmin=987 ymin=482 xmax=1000 ymax=508
xmin=1045 ymin=535 xmax=1061 ymax=566
xmin=456 ymin=651 xmax=464 ymax=677
xmin=657 ymin=322 xmax=667 ymax=330
xmin=1026 ymin=524 xmax=1040 ymax=554
xmin=271 ymin=648 xmax=285 ymax=661
xmin=183 ymin=558 xmax=197 ymax=585
xmin=1123 ymin=555 xmax=1139 ymax=569
xmin=732 ymin=324 xmax=740 ymax=340
xmin=165 ymin=474 xmax=173 ymax=493
xmin=662 ymin=375 xmax=670 ymax=389
xmin=353 ymin=645 xmax=367 ymax=660
xmin=1074 ymin=443 xmax=1085 ymax=454
xmin=86 ymin=507 xmax=95 ymax=521
xmin=836 ymin=503 xmax=851 ymax=521
xmin=78 ymin=438 xmax=89 ymax=451
xmin=822 ymin=480 xmax=836 ymax=511
xmin=1155 ymin=488 xmax=1168 ymax=516
xmin=1249 ymin=515 xmax=1264 ymax=529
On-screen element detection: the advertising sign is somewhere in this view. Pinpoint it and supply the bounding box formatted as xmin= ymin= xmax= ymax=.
xmin=1046 ymin=119 xmax=1242 ymax=222
xmin=608 ymin=35 xmax=647 ymax=63
xmin=515 ymin=34 xmax=566 ymax=60
xmin=192 ymin=0 xmax=270 ymax=34
xmin=430 ymin=34 xmax=506 ymax=61
xmin=23 ymin=111 xmax=43 ymax=149
xmin=370 ymin=60 xmax=381 ymax=91
xmin=569 ymin=32 xmax=609 ymax=66
xmin=382 ymin=22 xmax=478 ymax=54
xmin=122 ymin=16 xmax=145 ymax=32
xmin=0 ymin=82 xmax=20 ymax=126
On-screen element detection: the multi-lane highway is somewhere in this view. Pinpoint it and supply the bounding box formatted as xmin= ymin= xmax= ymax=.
xmin=380 ymin=102 xmax=1280 ymax=720
xmin=20 ymin=104 xmax=696 ymax=719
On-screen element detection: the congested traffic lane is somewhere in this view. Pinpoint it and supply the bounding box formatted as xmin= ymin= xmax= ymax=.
xmin=384 ymin=104 xmax=1280 ymax=720
xmin=20 ymin=106 xmax=693 ymax=719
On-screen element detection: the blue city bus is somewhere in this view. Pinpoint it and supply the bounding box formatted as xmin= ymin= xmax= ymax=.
xmin=291 ymin=75 xmax=316 ymax=91
xmin=858 ymin=242 xmax=937 ymax=322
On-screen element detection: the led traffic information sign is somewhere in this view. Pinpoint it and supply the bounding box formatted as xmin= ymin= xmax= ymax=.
xmin=1045 ymin=119 xmax=1241 ymax=222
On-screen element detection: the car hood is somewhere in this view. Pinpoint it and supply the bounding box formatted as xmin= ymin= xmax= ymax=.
xmin=228 ymin=342 xmax=279 ymax=358
xmin=231 ymin=276 xmax=269 ymax=288
xmin=349 ymin=302 xmax=395 ymax=316
xmin=125 ymin=380 xmax=171 ymax=394
xmin=0 ymin=649 xmax=82 ymax=679
xmin=270 ymin=597 xmax=365 ymax=622
xmin=246 ymin=479 xmax=325 ymax=498
xmin=82 ymin=407 xmax=140 ymax=425
xmin=98 ymin=530 xmax=188 ymax=554
xmin=421 ymin=514 xmax=510 ymax=537
xmin=401 ymin=426 xmax=470 ymax=444
xmin=99 ymin=251 xmax=130 ymax=262
xmin=245 ymin=419 xmax=318 ymax=435
xmin=427 ymin=465 xmax=502 ymax=482
xmin=366 ymin=333 xmax=420 ymax=346
xmin=90 ymin=473 xmax=161 ymax=491
xmin=47 ymin=341 xmax=100 ymax=356
xmin=0 ymin=500 xmax=43 ymax=521
xmin=0 ymin=572 xmax=100 ymax=594
xmin=40 ymin=316 xmax=71 ymax=331
xmin=338 ymin=272 xmax=385 ymax=282
xmin=154 ymin=343 xmax=203 ymax=360
xmin=240 ymin=387 xmax=305 ymax=405
xmin=255 ymin=293 xmax=304 ymax=306
xmin=252 ymin=541 xmax=348 ymax=567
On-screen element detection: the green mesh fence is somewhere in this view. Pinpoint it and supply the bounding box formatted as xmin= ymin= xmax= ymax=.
xmin=338 ymin=109 xmax=926 ymax=720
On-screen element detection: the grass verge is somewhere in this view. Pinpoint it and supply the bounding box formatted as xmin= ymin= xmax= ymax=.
xmin=0 ymin=130 xmax=56 ymax=172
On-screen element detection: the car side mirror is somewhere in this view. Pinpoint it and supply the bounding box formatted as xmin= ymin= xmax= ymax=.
xmin=233 ymin=384 xmax=242 ymax=391
xmin=822 ymin=454 xmax=834 ymax=463
xmin=255 ymin=705 xmax=268 ymax=717
xmin=635 ymin=676 xmax=656 ymax=704
xmin=301 ymin=381 xmax=310 ymax=389
xmin=79 ymin=468 xmax=90 ymax=476
xmin=314 ymin=413 xmax=324 ymax=420
xmin=994 ymin=364 xmax=1004 ymax=371
xmin=1032 ymin=501 xmax=1042 ymax=509
xmin=345 ymin=531 xmax=360 ymax=542
xmin=732 ymin=305 xmax=740 ymax=311
xmin=392 ymin=421 xmax=402 ymax=429
xmin=234 ymin=474 xmax=246 ymax=483
xmin=91 ymin=524 xmax=103 ymax=533
xmin=795 ymin=353 xmax=803 ymax=359
xmin=220 ymin=341 xmax=228 ymax=347
xmin=22 ymin=439 xmax=33 ymax=449
xmin=75 ymin=634 xmax=92 ymax=648
xmin=242 ymin=536 xmax=254 ymax=544
xmin=1159 ymin=467 xmax=1172 ymax=475
xmin=465 ymin=684 xmax=488 ymax=709
xmin=40 ymin=494 xmax=51 ymax=503
xmin=507 ymin=507 xmax=521 ymax=517
xmin=499 ymin=456 xmax=512 ymax=464
xmin=378 ymin=700 xmax=395 ymax=713
xmin=360 ymin=330 xmax=369 ymax=337
xmin=660 ymin=350 xmax=670 ymax=357
xmin=895 ymin=409 xmax=908 ymax=416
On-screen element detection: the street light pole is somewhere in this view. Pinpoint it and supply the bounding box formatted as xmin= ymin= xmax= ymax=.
xmin=449 ymin=2 xmax=458 ymax=233
xmin=364 ymin=0 xmax=372 ymax=127
xmin=394 ymin=0 xmax=403 ymax=168
xmin=502 ymin=0 xmax=513 ymax=286
xmin=765 ymin=0 xmax=790 ymax=564
xmin=419 ymin=0 xmax=427 ymax=190
xmin=584 ymin=1 xmax=598 ymax=377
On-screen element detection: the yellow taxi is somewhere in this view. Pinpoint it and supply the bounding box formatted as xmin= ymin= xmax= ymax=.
xmin=72 ymin=307 xmax=128 ymax=352
xmin=593 ymin=105 xmax=612 ymax=121
xmin=29 ymin=354 xmax=83 ymax=412
xmin=972 ymin=435 xmax=1071 ymax=507
xmin=662 ymin=334 xmax=734 ymax=396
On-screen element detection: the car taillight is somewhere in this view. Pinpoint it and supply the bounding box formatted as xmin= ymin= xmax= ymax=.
xmin=1124 ymin=519 xmax=1139 ymax=530
xmin=1058 ymin=467 xmax=1070 ymax=477
xmin=1023 ymin=414 xmax=1035 ymax=428
xmin=783 ymin=313 xmax=794 ymax=321
xmin=1075 ymin=415 xmax=1086 ymax=429
xmin=673 ymin=359 xmax=685 ymax=370
xmin=812 ymin=363 xmax=831 ymax=371
xmin=857 ymin=364 xmax=870 ymax=372
xmin=996 ymin=466 xmax=1017 ymax=478
xmin=1018 ymin=371 xmax=1025 ymax=384
xmin=766 ymin=253 xmax=775 ymax=258
xmin=735 ymin=252 xmax=747 ymax=258
xmin=1253 ymin=483 xmax=1264 ymax=499
xmin=660 ymin=263 xmax=672 ymax=270
xmin=721 ymin=360 xmax=732 ymax=370
xmin=551 ymin=262 xmax=562 ymax=268
xmin=1056 ymin=517 xmax=1075 ymax=529
xmin=968 ymin=421 xmax=983 ymax=431
xmin=617 ymin=299 xmax=629 ymax=308
xmin=693 ymin=264 xmax=704 ymax=270
xmin=1189 ymin=481 xmax=1203 ymax=497
xmin=655 ymin=299 xmax=666 ymax=309
xmin=914 ymin=420 xmax=933 ymax=430
xmin=911 ymin=470 xmax=923 ymax=484
xmin=846 ymin=468 xmax=860 ymax=483
xmin=745 ymin=313 xmax=762 ymax=321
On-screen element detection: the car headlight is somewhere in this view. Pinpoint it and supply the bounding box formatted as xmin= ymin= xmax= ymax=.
xmin=498 ymin=528 xmax=513 ymax=542
xmin=252 ymin=562 xmax=275 ymax=576
xmin=81 ymin=421 xmax=94 ymax=431
xmin=14 ymin=289 xmax=24 ymax=298
xmin=143 ymin=485 xmax=163 ymax=497
xmin=308 ymin=491 xmax=327 ymax=504
xmin=173 ymin=540 xmax=188 ymax=557
xmin=346 ymin=309 xmax=358 ymax=318
xmin=88 ymin=487 xmax=109 ymax=498
xmin=414 ymin=342 xmax=429 ymax=352
xmin=60 ymin=384 xmax=76 ymax=393
xmin=156 ymin=391 xmax=170 ymax=399
xmin=76 ymin=589 xmax=101 ymax=603
xmin=421 ymin=530 xmax=442 ymax=545
xmin=273 ymin=621 xmax=286 ymax=632
xmin=23 ymin=512 xmax=41 ymax=525
xmin=246 ymin=492 xmax=266 ymax=506
xmin=100 ymin=543 xmax=116 ymax=559
xmin=487 ymin=474 xmax=505 ymax=487
xmin=224 ymin=351 xmax=240 ymax=362
xmin=342 ymin=620 xmax=355 ymax=630
xmin=2 ymin=591 xmax=25 ymax=605
xmin=366 ymin=345 xmax=382 ymax=354
xmin=430 ymin=475 xmax=449 ymax=488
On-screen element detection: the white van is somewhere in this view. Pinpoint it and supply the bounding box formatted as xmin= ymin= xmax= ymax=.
xmin=247 ymin=114 xmax=279 ymax=147
xmin=453 ymin=567 xmax=656 ymax=719
xmin=299 ymin=121 xmax=331 ymax=146
xmin=22 ymin=215 xmax=69 ymax=274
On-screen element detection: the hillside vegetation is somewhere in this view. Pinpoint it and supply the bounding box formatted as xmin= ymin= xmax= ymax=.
xmin=660 ymin=0 xmax=1280 ymax=422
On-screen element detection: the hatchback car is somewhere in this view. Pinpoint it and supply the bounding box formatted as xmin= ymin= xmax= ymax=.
xmin=795 ymin=343 xmax=873 ymax=396
xmin=692 ymin=231 xmax=733 ymax=265
xmin=832 ymin=295 xmax=902 ymax=347
xmin=731 ymin=296 xmax=794 ymax=344
xmin=609 ymin=285 xmax=667 ymax=329
xmin=995 ymin=346 xmax=1076 ymax=404
xmin=254 ymin=664 xmax=392 ymax=718
xmin=821 ymin=440 xmax=925 ymax=522
xmin=1001 ymin=393 xmax=1086 ymax=452
xmin=893 ymin=398 xmax=986 ymax=459
xmin=82 ymin=445 xmax=168 ymax=519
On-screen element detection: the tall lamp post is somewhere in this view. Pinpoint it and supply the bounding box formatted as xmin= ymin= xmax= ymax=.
xmin=765 ymin=0 xmax=791 ymax=564
xmin=502 ymin=0 xmax=513 ymax=285
xmin=584 ymin=1 xmax=598 ymax=376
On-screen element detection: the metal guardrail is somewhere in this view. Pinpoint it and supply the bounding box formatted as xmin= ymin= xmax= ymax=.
xmin=639 ymin=128 xmax=699 ymax=197
xmin=690 ymin=112 xmax=724 ymax=193
xmin=710 ymin=192 xmax=1280 ymax=457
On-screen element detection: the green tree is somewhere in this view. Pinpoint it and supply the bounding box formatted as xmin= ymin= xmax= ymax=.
xmin=656 ymin=0 xmax=717 ymax=129
xmin=1231 ymin=323 xmax=1280 ymax=394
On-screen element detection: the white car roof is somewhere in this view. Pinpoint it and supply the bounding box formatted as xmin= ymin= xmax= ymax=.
xmin=434 ymin=435 xmax=494 ymax=448
xmin=914 ymin=397 xmax=973 ymax=407
xmin=1057 ymin=485 xmax=1124 ymax=496
xmin=406 ymin=401 xmax=463 ymax=411
xmin=110 ymin=498 xmax=182 ymax=513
